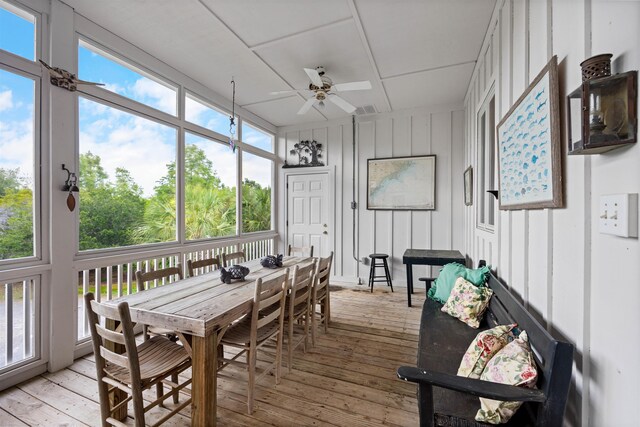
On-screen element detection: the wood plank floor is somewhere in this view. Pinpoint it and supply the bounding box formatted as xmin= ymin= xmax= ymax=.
xmin=0 ymin=284 xmax=426 ymax=426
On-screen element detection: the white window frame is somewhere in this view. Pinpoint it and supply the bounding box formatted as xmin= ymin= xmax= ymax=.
xmin=476 ymin=86 xmax=496 ymax=232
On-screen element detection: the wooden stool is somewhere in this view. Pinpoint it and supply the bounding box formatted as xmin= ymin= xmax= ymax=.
xmin=368 ymin=253 xmax=393 ymax=293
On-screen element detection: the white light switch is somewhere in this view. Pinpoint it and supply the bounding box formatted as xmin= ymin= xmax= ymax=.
xmin=599 ymin=194 xmax=638 ymax=238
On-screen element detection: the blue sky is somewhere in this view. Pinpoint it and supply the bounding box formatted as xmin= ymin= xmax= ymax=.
xmin=0 ymin=7 xmax=35 ymax=186
xmin=1 ymin=4 xmax=273 ymax=198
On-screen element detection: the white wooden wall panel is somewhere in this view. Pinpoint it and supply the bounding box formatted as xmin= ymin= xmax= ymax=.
xmin=411 ymin=114 xmax=431 ymax=279
xmin=464 ymin=1 xmax=640 ymax=426
xmin=589 ymin=2 xmax=640 ymax=426
xmin=391 ymin=116 xmax=412 ymax=280
xmin=373 ymin=118 xmax=393 ymax=274
xmin=278 ymin=105 xmax=464 ymax=287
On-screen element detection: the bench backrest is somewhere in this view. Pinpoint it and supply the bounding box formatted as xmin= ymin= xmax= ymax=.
xmin=485 ymin=271 xmax=574 ymax=425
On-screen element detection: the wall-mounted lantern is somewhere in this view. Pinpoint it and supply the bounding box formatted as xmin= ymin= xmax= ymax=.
xmin=567 ymin=54 xmax=637 ymax=155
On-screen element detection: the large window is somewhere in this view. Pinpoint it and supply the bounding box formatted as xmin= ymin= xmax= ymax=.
xmin=78 ymin=40 xmax=177 ymax=115
xmin=242 ymin=122 xmax=274 ymax=153
xmin=184 ymin=132 xmax=237 ymax=240
xmin=477 ymin=92 xmax=496 ymax=229
xmin=78 ymin=97 xmax=177 ymax=250
xmin=0 ymin=1 xmax=35 ymax=60
xmin=185 ymin=93 xmax=231 ymax=136
xmin=0 ymin=68 xmax=35 ymax=260
xmin=242 ymin=152 xmax=272 ymax=233
xmin=76 ymin=39 xmax=275 ymax=252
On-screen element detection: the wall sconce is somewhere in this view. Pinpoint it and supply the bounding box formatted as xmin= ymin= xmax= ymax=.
xmin=61 ymin=164 xmax=79 ymax=212
xmin=567 ymin=54 xmax=637 ymax=155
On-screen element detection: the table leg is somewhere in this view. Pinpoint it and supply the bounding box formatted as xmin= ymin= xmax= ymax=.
xmin=406 ymin=264 xmax=413 ymax=307
xmin=192 ymin=332 xmax=217 ymax=427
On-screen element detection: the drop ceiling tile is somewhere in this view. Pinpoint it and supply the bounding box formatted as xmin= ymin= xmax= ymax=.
xmin=201 ymin=0 xmax=352 ymax=47
xmin=383 ymin=62 xmax=475 ymax=111
xmin=243 ymin=96 xmax=326 ymax=126
xmin=355 ymin=0 xmax=495 ymax=78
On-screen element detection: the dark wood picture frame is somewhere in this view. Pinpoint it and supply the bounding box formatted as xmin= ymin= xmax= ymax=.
xmin=464 ymin=166 xmax=473 ymax=206
xmin=366 ymin=155 xmax=436 ymax=210
xmin=496 ymin=55 xmax=563 ymax=210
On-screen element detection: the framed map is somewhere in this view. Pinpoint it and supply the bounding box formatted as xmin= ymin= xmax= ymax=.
xmin=367 ymin=155 xmax=436 ymax=210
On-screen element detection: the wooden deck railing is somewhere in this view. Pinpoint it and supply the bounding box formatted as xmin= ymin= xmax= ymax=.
xmin=0 ymin=278 xmax=37 ymax=371
xmin=75 ymin=233 xmax=276 ymax=342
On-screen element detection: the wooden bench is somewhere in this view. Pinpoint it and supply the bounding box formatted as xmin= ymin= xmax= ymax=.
xmin=397 ymin=265 xmax=574 ymax=427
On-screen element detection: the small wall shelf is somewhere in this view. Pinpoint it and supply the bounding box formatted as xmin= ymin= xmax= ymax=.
xmin=567 ymin=71 xmax=637 ymax=155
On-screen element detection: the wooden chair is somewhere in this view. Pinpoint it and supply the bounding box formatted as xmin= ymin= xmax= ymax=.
xmin=84 ymin=293 xmax=192 ymax=427
xmin=221 ymin=250 xmax=246 ymax=267
xmin=217 ymin=269 xmax=289 ymax=414
xmin=287 ymin=244 xmax=314 ymax=257
xmin=187 ymin=256 xmax=220 ymax=277
xmin=311 ymin=252 xmax=333 ymax=347
xmin=135 ymin=264 xmax=184 ymax=341
xmin=283 ymin=260 xmax=316 ymax=372
xmin=135 ymin=264 xmax=187 ymax=404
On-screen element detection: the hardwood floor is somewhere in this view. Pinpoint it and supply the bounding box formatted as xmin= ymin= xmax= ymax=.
xmin=0 ymin=284 xmax=425 ymax=426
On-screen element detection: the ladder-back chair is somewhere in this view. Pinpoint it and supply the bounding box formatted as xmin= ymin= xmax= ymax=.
xmin=311 ymin=251 xmax=333 ymax=346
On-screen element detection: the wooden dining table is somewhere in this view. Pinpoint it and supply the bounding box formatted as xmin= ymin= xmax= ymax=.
xmin=105 ymin=255 xmax=313 ymax=426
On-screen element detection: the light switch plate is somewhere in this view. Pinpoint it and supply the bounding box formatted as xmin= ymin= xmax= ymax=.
xmin=599 ymin=194 xmax=638 ymax=238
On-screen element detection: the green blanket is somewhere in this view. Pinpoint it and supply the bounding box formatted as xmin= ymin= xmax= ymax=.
xmin=427 ymin=263 xmax=490 ymax=304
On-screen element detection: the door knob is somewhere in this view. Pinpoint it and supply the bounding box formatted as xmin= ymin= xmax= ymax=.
xmin=323 ymin=231 xmax=328 ymax=235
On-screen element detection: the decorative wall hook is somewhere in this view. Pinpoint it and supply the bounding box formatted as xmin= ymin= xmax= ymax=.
xmin=40 ymin=60 xmax=104 ymax=92
xmin=62 ymin=164 xmax=79 ymax=212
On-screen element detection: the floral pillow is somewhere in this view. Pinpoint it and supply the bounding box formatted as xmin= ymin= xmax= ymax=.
xmin=441 ymin=277 xmax=493 ymax=328
xmin=475 ymin=331 xmax=538 ymax=424
xmin=457 ymin=324 xmax=517 ymax=379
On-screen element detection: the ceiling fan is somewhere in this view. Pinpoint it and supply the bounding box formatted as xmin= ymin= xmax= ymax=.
xmin=270 ymin=66 xmax=372 ymax=115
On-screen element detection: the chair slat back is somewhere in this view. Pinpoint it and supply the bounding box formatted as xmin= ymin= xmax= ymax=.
xmin=314 ymin=252 xmax=333 ymax=296
xmin=85 ymin=293 xmax=141 ymax=385
xmin=253 ymin=270 xmax=289 ymax=333
xmin=288 ymin=244 xmax=314 ymax=257
xmin=187 ymin=256 xmax=220 ymax=277
xmin=136 ymin=264 xmax=183 ymax=291
xmin=289 ymin=262 xmax=316 ymax=315
xmin=222 ymin=250 xmax=246 ymax=267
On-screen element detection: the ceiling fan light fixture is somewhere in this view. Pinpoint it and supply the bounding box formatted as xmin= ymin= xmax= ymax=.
xmin=318 ymin=100 xmax=325 ymax=109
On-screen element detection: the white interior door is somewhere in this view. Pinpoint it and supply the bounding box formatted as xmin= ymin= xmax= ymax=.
xmin=287 ymin=173 xmax=330 ymax=257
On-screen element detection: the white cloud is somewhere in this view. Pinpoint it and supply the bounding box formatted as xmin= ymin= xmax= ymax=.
xmin=132 ymin=78 xmax=176 ymax=115
xmin=243 ymin=153 xmax=272 ymax=187
xmin=79 ymin=101 xmax=176 ymax=197
xmin=0 ymin=90 xmax=13 ymax=112
xmin=0 ymin=118 xmax=34 ymax=181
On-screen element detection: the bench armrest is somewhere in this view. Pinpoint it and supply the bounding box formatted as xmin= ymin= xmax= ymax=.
xmin=397 ymin=366 xmax=546 ymax=403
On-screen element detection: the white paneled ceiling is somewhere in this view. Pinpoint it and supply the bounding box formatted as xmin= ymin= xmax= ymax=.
xmin=65 ymin=0 xmax=496 ymax=127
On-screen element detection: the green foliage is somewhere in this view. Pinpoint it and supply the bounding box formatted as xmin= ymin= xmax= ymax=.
xmin=2 ymin=145 xmax=272 ymax=257
xmin=79 ymin=152 xmax=146 ymax=250
xmin=242 ymin=179 xmax=271 ymax=232
xmin=0 ymin=168 xmax=24 ymax=197
xmin=0 ymin=188 xmax=33 ymax=259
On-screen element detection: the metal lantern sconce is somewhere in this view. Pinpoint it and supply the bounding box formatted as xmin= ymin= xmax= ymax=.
xmin=61 ymin=164 xmax=79 ymax=212
xmin=567 ymin=54 xmax=638 ymax=154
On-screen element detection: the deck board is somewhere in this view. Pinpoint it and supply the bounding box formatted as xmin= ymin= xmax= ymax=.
xmin=0 ymin=284 xmax=425 ymax=426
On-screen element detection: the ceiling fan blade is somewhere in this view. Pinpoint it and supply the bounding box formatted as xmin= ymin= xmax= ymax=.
xmin=297 ymin=97 xmax=317 ymax=115
xmin=333 ymin=80 xmax=372 ymax=92
xmin=304 ymin=68 xmax=324 ymax=88
xmin=269 ymin=89 xmax=304 ymax=95
xmin=328 ymin=94 xmax=356 ymax=113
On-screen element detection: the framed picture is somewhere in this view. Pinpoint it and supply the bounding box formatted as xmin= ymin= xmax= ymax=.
xmin=497 ymin=55 xmax=563 ymax=210
xmin=464 ymin=166 xmax=473 ymax=206
xmin=367 ymin=155 xmax=436 ymax=210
